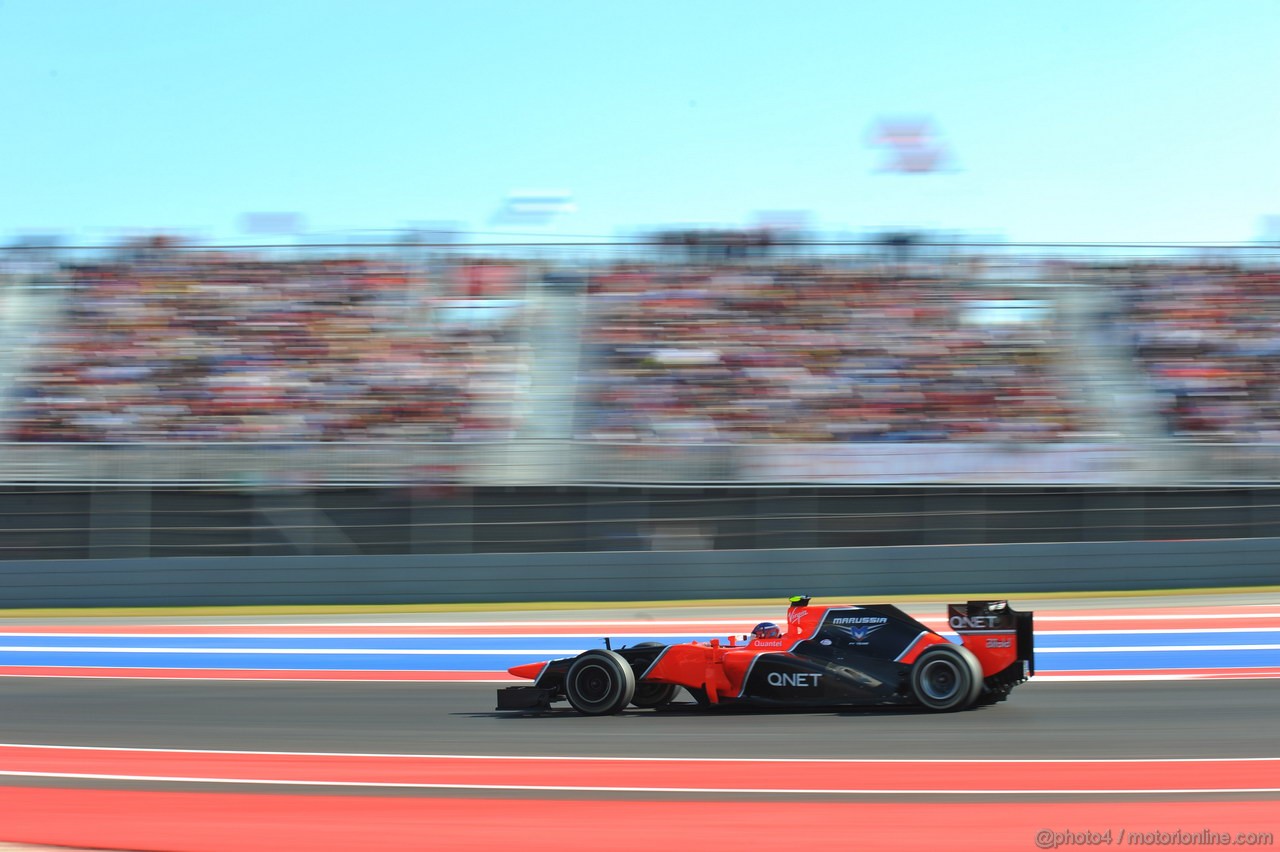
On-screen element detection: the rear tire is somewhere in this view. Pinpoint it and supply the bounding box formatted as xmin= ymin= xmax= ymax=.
xmin=565 ymin=650 xmax=636 ymax=715
xmin=910 ymin=645 xmax=983 ymax=711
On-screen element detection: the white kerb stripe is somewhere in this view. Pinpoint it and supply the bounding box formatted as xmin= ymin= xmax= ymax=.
xmin=0 ymin=770 xmax=1275 ymax=795
xmin=4 ymin=744 xmax=1277 ymax=763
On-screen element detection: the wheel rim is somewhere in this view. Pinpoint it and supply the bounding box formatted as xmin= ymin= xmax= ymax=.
xmin=572 ymin=664 xmax=611 ymax=704
xmin=919 ymin=659 xmax=961 ymax=701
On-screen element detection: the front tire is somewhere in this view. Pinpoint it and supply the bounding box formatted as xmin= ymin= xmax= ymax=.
xmin=910 ymin=645 xmax=983 ymax=711
xmin=565 ymin=650 xmax=636 ymax=715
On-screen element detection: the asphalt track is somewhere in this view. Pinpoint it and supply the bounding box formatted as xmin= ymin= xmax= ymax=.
xmin=1 ymin=594 xmax=1277 ymax=851
xmin=3 ymin=679 xmax=1278 ymax=763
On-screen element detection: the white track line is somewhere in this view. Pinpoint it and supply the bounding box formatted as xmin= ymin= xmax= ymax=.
xmin=0 ymin=771 xmax=1275 ymax=795
xmin=5 ymin=743 xmax=1277 ymax=763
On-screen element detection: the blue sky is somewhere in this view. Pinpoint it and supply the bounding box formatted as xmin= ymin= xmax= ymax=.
xmin=2 ymin=1 xmax=1278 ymax=245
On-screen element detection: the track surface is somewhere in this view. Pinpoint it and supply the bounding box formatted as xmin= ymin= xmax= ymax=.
xmin=3 ymin=679 xmax=1278 ymax=762
xmin=2 ymin=595 xmax=1277 ymax=850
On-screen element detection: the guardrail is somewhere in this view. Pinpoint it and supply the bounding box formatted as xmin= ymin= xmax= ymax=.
xmin=0 ymin=439 xmax=1271 ymax=486
xmin=0 ymin=442 xmax=734 ymax=486
xmin=3 ymin=538 xmax=1278 ymax=607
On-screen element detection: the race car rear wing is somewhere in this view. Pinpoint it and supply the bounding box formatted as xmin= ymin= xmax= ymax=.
xmin=947 ymin=600 xmax=1035 ymax=679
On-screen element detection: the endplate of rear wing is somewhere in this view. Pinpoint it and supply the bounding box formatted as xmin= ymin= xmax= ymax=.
xmin=948 ymin=600 xmax=1035 ymax=676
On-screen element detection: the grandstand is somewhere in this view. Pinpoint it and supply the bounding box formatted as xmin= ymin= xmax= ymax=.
xmin=5 ymin=240 xmax=1280 ymax=460
xmin=4 ymin=253 xmax=529 ymax=443
xmin=1127 ymin=262 xmax=1280 ymax=440
xmin=6 ymin=240 xmax=1102 ymax=447
xmin=2 ymin=238 xmax=1279 ymax=563
xmin=7 ymin=239 xmax=1276 ymax=448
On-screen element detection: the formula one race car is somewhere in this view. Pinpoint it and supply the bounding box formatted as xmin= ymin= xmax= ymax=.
xmin=496 ymin=597 xmax=1033 ymax=714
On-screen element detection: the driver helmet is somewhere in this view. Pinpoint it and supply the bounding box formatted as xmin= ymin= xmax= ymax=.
xmin=751 ymin=622 xmax=781 ymax=639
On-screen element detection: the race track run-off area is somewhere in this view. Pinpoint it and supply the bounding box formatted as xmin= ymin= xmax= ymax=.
xmin=0 ymin=601 xmax=1277 ymax=851
xmin=2 ymin=604 xmax=1279 ymax=682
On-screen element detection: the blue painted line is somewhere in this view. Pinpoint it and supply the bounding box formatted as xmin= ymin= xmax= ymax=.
xmin=0 ymin=631 xmax=1275 ymax=673
xmin=1032 ymin=649 xmax=1280 ymax=671
xmin=1004 ymin=631 xmax=1280 ymax=649
xmin=0 ymin=648 xmax=1275 ymax=672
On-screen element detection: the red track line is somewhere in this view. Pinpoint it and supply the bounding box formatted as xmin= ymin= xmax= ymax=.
xmin=0 ymin=789 xmax=1275 ymax=852
xmin=2 ymin=747 xmax=1276 ymax=793
xmin=2 ymin=608 xmax=1277 ymax=635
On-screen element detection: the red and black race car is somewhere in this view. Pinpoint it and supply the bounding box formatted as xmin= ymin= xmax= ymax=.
xmin=497 ymin=597 xmax=1033 ymax=714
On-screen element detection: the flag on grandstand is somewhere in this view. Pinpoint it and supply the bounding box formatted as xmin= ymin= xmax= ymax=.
xmin=491 ymin=190 xmax=576 ymax=225
xmin=867 ymin=117 xmax=952 ymax=174
xmin=240 ymin=212 xmax=306 ymax=235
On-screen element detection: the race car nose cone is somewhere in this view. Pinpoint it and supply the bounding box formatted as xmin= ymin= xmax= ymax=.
xmin=508 ymin=662 xmax=546 ymax=680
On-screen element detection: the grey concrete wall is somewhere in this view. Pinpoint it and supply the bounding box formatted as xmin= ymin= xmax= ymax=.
xmin=2 ymin=538 xmax=1278 ymax=608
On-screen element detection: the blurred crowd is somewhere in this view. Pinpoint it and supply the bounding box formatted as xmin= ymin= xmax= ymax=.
xmin=578 ymin=264 xmax=1082 ymax=442
xmin=6 ymin=255 xmax=527 ymax=441
xmin=8 ymin=244 xmax=1280 ymax=446
xmin=1126 ymin=264 xmax=1280 ymax=441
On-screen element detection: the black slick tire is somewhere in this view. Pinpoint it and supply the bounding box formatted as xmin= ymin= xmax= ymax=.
xmin=910 ymin=644 xmax=983 ymax=711
xmin=565 ymin=650 xmax=636 ymax=715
